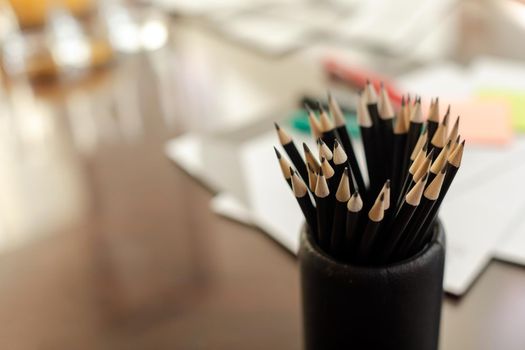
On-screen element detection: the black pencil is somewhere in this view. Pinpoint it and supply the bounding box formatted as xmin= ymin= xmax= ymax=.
xmin=274 ymin=123 xmax=308 ymax=182
xmin=306 ymin=105 xmax=323 ymax=141
xmin=333 ymin=140 xmax=356 ymax=193
xmin=274 ymin=147 xmax=292 ymax=189
xmin=318 ymin=139 xmax=333 ymax=166
xmin=379 ymin=173 xmax=427 ymax=263
xmin=315 ymin=168 xmax=331 ymax=250
xmin=303 ymin=143 xmax=321 ymax=173
xmin=427 ymin=140 xmax=451 ymax=185
xmin=345 ymin=191 xmax=363 ymax=258
xmin=416 ymin=140 xmax=465 ymax=250
xmin=429 ymin=110 xmax=448 ymax=160
xmin=410 ymin=128 xmax=428 ymax=163
xmin=356 ymin=191 xmax=385 ymax=263
xmin=365 ymin=82 xmax=386 ymax=184
xmin=307 ymin=163 xmax=317 ymax=193
xmin=447 ymin=116 xmax=460 ymax=147
xmin=328 ymin=93 xmax=366 ymax=192
xmin=397 ymin=144 xmax=429 ymax=208
xmin=358 ymin=92 xmax=376 ymax=193
xmin=395 ymin=167 xmax=447 ymax=258
xmin=291 ymin=169 xmax=318 ymax=238
xmin=344 ymin=191 xmax=362 ymax=255
xmin=319 ymin=105 xmax=338 ymax=150
xmin=379 ymin=83 xmax=395 ymax=173
xmin=331 ymin=168 xmax=351 ymax=256
xmin=426 ymin=98 xmax=440 ymax=142
xmin=391 ymin=98 xmax=409 ymax=204
xmin=402 ymin=98 xmax=424 ymax=179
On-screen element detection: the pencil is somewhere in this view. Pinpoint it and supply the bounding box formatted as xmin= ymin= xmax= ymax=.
xmin=356 ymin=191 xmax=385 ymax=263
xmin=291 ymin=169 xmax=318 ymax=238
xmin=427 ymin=139 xmax=451 ymax=185
xmin=429 ymin=110 xmax=448 ymax=160
xmin=333 ymin=139 xmax=356 ymax=193
xmin=331 ymin=168 xmax=351 ymax=256
xmin=307 ymin=163 xmax=317 ymax=193
xmin=395 ymin=167 xmax=447 ymax=258
xmin=379 ymin=83 xmax=395 ymax=180
xmin=426 ymin=98 xmax=440 ymax=142
xmin=345 ymin=192 xmax=363 ymax=258
xmin=416 ymin=140 xmax=465 ymax=250
xmin=391 ymin=98 xmax=409 ymax=203
xmin=358 ymin=92 xmax=377 ymax=193
xmin=402 ymin=98 xmax=424 ymax=179
xmin=318 ymin=104 xmax=337 ymax=150
xmin=306 ymin=105 xmax=323 ymax=140
xmin=315 ymin=168 xmax=331 ymax=250
xmin=318 ymin=139 xmax=333 ymax=166
xmin=447 ymin=116 xmax=460 ymax=147
xmin=303 ymin=143 xmax=321 ymax=173
xmin=274 ymin=123 xmax=308 ymax=181
xmin=274 ymin=147 xmax=293 ymax=189
xmin=379 ymin=173 xmax=427 ymax=263
xmin=328 ymin=93 xmax=366 ymax=192
xmin=396 ymin=144 xmax=428 ymax=208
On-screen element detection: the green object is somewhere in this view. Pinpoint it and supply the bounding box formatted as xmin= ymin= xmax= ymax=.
xmin=477 ymin=89 xmax=525 ymax=131
xmin=289 ymin=109 xmax=360 ymax=139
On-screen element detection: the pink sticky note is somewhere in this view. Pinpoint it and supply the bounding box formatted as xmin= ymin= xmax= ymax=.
xmin=419 ymin=98 xmax=513 ymax=145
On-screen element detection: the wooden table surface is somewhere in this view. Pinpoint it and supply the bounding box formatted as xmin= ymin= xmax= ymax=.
xmin=1 ymin=19 xmax=525 ymax=350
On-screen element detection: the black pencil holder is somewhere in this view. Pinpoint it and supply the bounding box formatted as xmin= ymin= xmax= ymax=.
xmin=299 ymin=220 xmax=445 ymax=350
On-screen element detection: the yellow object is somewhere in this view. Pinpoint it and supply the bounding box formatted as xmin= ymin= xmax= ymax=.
xmin=478 ymin=89 xmax=525 ymax=132
xmin=7 ymin=0 xmax=94 ymax=28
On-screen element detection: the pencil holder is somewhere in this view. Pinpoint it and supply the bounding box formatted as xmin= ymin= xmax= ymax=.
xmin=299 ymin=220 xmax=445 ymax=350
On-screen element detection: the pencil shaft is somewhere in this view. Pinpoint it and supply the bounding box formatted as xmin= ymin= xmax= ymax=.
xmin=414 ymin=165 xmax=459 ymax=250
xmin=379 ymin=118 xmax=394 ymax=175
xmin=391 ymin=133 xmax=407 ymax=205
xmin=356 ymin=221 xmax=381 ymax=263
xmin=345 ymin=211 xmax=360 ymax=258
xmin=331 ymin=201 xmax=348 ymax=257
xmin=322 ymin=130 xmax=338 ymax=151
xmin=378 ymin=203 xmax=417 ymax=263
xmin=297 ymin=195 xmax=318 ymax=239
xmin=427 ymin=121 xmax=439 ymax=146
xmin=391 ymin=198 xmax=434 ymax=259
xmin=336 ymin=125 xmax=366 ymax=192
xmin=402 ymin=122 xmax=423 ymax=186
xmin=360 ymin=126 xmax=377 ymax=193
xmin=284 ymin=142 xmax=308 ymax=182
xmin=316 ymin=196 xmax=331 ymax=251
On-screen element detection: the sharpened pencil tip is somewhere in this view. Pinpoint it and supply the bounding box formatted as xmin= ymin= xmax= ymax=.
xmin=343 ymin=167 xmax=348 ymax=176
xmin=274 ymin=122 xmax=280 ymax=130
xmin=386 ymin=179 xmax=391 ymax=188
xmin=273 ymin=146 xmax=281 ymax=158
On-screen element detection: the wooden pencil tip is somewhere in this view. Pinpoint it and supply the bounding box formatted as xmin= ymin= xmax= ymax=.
xmin=386 ymin=179 xmax=391 ymax=188
xmin=274 ymin=122 xmax=280 ymax=130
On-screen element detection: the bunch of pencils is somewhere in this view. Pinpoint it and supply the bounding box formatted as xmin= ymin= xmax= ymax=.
xmin=274 ymin=82 xmax=464 ymax=265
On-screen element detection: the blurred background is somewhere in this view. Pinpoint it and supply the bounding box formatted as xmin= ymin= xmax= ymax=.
xmin=1 ymin=0 xmax=525 ymax=349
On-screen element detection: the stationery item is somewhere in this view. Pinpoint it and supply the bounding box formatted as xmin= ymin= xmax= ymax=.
xmin=273 ymin=86 xmax=463 ymax=267
xmin=299 ymin=221 xmax=445 ymax=350
xmin=165 ymin=112 xmax=524 ymax=295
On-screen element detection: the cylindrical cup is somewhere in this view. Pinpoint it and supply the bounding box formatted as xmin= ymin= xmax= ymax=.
xmin=299 ymin=221 xmax=445 ymax=350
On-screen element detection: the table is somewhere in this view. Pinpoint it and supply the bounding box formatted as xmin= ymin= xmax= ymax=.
xmin=1 ymin=18 xmax=525 ymax=350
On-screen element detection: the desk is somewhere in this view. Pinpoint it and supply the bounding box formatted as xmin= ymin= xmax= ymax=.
xmin=0 ymin=19 xmax=524 ymax=350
